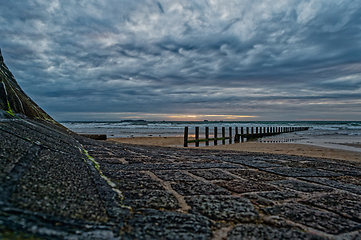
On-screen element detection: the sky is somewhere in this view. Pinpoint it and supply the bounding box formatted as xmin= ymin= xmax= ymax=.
xmin=1 ymin=0 xmax=361 ymax=121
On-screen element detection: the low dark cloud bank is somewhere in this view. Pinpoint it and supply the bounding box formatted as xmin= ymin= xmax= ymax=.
xmin=1 ymin=0 xmax=360 ymax=120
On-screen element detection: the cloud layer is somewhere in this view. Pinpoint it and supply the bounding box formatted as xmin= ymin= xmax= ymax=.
xmin=1 ymin=0 xmax=361 ymax=120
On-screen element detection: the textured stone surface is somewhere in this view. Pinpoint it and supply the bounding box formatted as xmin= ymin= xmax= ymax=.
xmin=153 ymin=170 xmax=198 ymax=181
xmin=257 ymin=191 xmax=300 ymax=200
xmin=302 ymin=192 xmax=361 ymax=221
xmin=186 ymin=195 xmax=259 ymax=222
xmin=230 ymin=169 xmax=285 ymax=181
xmin=264 ymin=167 xmax=341 ymax=177
xmin=171 ymin=181 xmax=230 ymax=195
xmin=226 ymin=159 xmax=283 ymax=168
xmin=228 ymin=224 xmax=327 ymax=240
xmin=101 ymin=162 xmax=241 ymax=171
xmin=217 ymin=180 xmax=278 ymax=193
xmin=264 ymin=204 xmax=361 ymax=234
xmin=270 ymin=179 xmax=333 ymax=192
xmin=301 ymin=177 xmax=361 ymax=195
xmin=329 ymin=175 xmax=361 ymax=186
xmin=125 ymin=209 xmax=212 ymax=240
xmin=188 ymin=169 xmax=235 ymax=180
xmin=124 ymin=190 xmax=179 ymax=209
xmin=104 ymin=171 xmax=164 ymax=191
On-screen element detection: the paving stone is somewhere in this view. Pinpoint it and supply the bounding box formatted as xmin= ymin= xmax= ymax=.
xmin=9 ymin=148 xmax=109 ymax=222
xmin=0 ymin=121 xmax=80 ymax=154
xmin=257 ymin=191 xmax=300 ymax=200
xmin=153 ymin=170 xmax=198 ymax=181
xmin=241 ymin=194 xmax=275 ymax=206
xmin=217 ymin=180 xmax=278 ymax=194
xmin=224 ymin=159 xmax=283 ymax=168
xmin=0 ymin=131 xmax=34 ymax=185
xmin=102 ymin=171 xmax=164 ymax=191
xmin=301 ymin=192 xmax=361 ymax=221
xmin=171 ymin=181 xmax=230 ymax=196
xmin=264 ymin=203 xmax=361 ymax=234
xmin=301 ymin=177 xmax=361 ymax=195
xmin=188 ymin=169 xmax=235 ymax=180
xmin=264 ymin=167 xmax=341 ymax=177
xmin=227 ymin=224 xmax=328 ymax=240
xmin=308 ymin=161 xmax=361 ymax=175
xmin=329 ymin=175 xmax=361 ymax=186
xmin=96 ymin=157 xmax=128 ymax=164
xmin=186 ymin=195 xmax=259 ymax=222
xmin=125 ymin=209 xmax=212 ymax=240
xmin=124 ymin=190 xmax=179 ymax=210
xmin=101 ymin=162 xmax=242 ymax=171
xmin=230 ymin=169 xmax=285 ymax=181
xmin=270 ymin=180 xmax=333 ymax=192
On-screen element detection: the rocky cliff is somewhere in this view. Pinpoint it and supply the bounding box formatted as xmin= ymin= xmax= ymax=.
xmin=0 ymin=49 xmax=57 ymax=123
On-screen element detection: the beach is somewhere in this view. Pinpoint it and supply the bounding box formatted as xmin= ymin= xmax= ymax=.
xmin=108 ymin=136 xmax=361 ymax=163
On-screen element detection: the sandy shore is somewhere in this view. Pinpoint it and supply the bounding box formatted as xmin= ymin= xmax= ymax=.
xmin=108 ymin=137 xmax=361 ymax=163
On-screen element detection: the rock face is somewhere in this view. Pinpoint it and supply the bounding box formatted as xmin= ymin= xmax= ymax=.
xmin=0 ymin=49 xmax=57 ymax=123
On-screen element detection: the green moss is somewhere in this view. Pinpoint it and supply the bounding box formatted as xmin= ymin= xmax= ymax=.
xmin=83 ymin=148 xmax=100 ymax=171
xmin=0 ymin=229 xmax=45 ymax=240
xmin=81 ymin=147 xmax=131 ymax=210
xmin=6 ymin=100 xmax=15 ymax=117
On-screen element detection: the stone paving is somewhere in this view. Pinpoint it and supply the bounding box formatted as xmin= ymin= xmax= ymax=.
xmin=76 ymin=136 xmax=361 ymax=239
xmin=2 ymin=118 xmax=361 ymax=239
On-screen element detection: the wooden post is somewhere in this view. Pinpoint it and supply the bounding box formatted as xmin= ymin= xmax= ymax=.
xmin=195 ymin=126 xmax=199 ymax=147
xmin=184 ymin=127 xmax=188 ymax=147
xmin=205 ymin=127 xmax=209 ymax=146
xmin=222 ymin=127 xmax=226 ymax=145
xmin=256 ymin=127 xmax=258 ymax=134
xmin=214 ymin=127 xmax=218 ymax=145
xmin=241 ymin=127 xmax=244 ymax=142
xmin=229 ymin=127 xmax=232 ymax=144
xmin=251 ymin=127 xmax=254 ymax=134
xmin=235 ymin=127 xmax=239 ymax=143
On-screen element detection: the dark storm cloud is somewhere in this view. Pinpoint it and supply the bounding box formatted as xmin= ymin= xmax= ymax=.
xmin=0 ymin=0 xmax=361 ymax=120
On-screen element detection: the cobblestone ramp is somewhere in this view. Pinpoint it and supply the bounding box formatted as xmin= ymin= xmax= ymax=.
xmin=77 ymin=136 xmax=361 ymax=239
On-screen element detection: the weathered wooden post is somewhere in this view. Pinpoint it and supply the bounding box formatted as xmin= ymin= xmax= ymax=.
xmin=241 ymin=127 xmax=244 ymax=142
xmin=184 ymin=127 xmax=188 ymax=147
xmin=256 ymin=127 xmax=258 ymax=134
xmin=235 ymin=127 xmax=239 ymax=143
xmin=222 ymin=127 xmax=226 ymax=145
xmin=214 ymin=127 xmax=218 ymax=145
xmin=195 ymin=126 xmax=199 ymax=147
xmin=205 ymin=127 xmax=209 ymax=146
xmin=229 ymin=127 xmax=232 ymax=144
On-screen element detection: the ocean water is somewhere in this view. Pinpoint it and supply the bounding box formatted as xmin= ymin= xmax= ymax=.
xmin=61 ymin=121 xmax=361 ymax=138
xmin=61 ymin=120 xmax=361 ymax=151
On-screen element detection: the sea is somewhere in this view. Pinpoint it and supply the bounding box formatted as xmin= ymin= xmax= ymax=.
xmin=61 ymin=121 xmax=361 ymax=151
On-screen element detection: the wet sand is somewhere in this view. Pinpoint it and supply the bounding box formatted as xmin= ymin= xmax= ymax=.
xmin=108 ymin=137 xmax=361 ymax=163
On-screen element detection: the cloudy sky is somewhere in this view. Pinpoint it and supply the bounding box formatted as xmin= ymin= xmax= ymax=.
xmin=1 ymin=0 xmax=361 ymax=121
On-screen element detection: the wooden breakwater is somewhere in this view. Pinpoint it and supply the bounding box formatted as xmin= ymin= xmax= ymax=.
xmin=184 ymin=126 xmax=309 ymax=147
